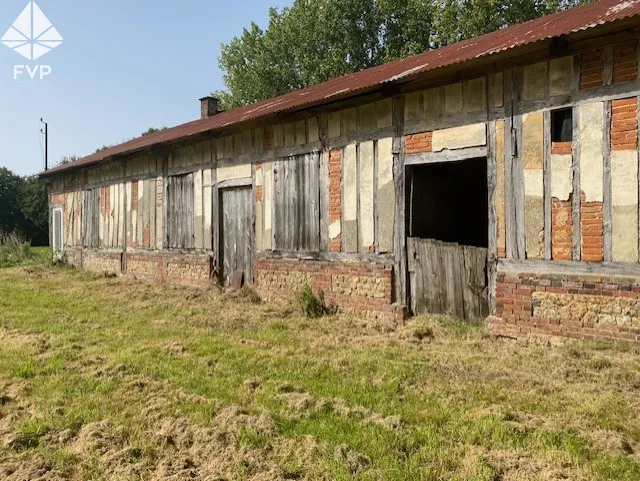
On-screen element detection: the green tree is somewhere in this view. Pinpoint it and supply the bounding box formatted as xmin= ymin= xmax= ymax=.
xmin=141 ymin=126 xmax=167 ymax=136
xmin=0 ymin=167 xmax=23 ymax=235
xmin=216 ymin=0 xmax=590 ymax=108
xmin=20 ymin=176 xmax=48 ymax=246
xmin=0 ymin=168 xmax=49 ymax=245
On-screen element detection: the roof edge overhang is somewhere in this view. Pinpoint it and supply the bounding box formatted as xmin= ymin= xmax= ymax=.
xmin=40 ymin=6 xmax=640 ymax=179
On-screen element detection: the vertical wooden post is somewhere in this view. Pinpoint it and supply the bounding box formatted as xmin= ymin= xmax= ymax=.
xmin=211 ymin=146 xmax=219 ymax=279
xmin=163 ymin=152 xmax=170 ymax=249
xmin=121 ymin=161 xmax=128 ymax=273
xmin=572 ymin=105 xmax=581 ymax=260
xmin=543 ymin=110 xmax=552 ymax=260
xmin=604 ymin=100 xmax=613 ymax=262
xmin=503 ymin=69 xmax=516 ymax=259
xmin=392 ymin=95 xmax=407 ymax=306
xmin=512 ymin=67 xmax=526 ymax=259
xmin=318 ymin=114 xmax=330 ymax=252
xmin=487 ymin=120 xmax=497 ymax=314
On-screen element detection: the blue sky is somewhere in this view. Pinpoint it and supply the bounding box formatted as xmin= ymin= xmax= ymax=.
xmin=0 ymin=0 xmax=293 ymax=176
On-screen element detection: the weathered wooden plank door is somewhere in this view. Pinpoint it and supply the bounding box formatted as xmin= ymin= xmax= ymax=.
xmin=407 ymin=238 xmax=489 ymax=319
xmin=219 ymin=186 xmax=253 ymax=286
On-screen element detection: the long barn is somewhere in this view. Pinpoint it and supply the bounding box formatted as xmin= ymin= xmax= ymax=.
xmin=43 ymin=0 xmax=640 ymax=343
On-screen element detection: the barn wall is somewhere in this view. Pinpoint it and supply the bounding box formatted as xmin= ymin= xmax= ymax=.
xmin=489 ymin=42 xmax=640 ymax=344
xmin=47 ymin=34 xmax=640 ymax=336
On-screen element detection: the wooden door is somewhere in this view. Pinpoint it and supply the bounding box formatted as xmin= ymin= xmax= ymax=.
xmin=220 ymin=186 xmax=253 ymax=286
xmin=407 ymin=238 xmax=489 ymax=319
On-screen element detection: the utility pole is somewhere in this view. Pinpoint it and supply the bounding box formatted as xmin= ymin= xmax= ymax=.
xmin=41 ymin=118 xmax=48 ymax=171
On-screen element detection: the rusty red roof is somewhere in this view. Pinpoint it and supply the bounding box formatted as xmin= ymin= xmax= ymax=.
xmin=43 ymin=0 xmax=640 ymax=176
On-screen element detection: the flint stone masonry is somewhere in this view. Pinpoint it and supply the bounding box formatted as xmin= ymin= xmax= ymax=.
xmin=65 ymin=249 xmax=212 ymax=286
xmin=491 ymin=267 xmax=640 ymax=344
xmin=535 ymin=291 xmax=640 ymax=328
xmin=254 ymin=257 xmax=404 ymax=322
xmin=81 ymin=250 xmax=122 ymax=273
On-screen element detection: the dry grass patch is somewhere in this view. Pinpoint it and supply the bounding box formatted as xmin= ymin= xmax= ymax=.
xmin=0 ymin=264 xmax=639 ymax=480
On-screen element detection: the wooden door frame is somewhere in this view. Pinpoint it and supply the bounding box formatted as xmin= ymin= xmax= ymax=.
xmin=217 ymin=184 xmax=254 ymax=286
xmin=405 ymin=154 xmax=493 ymax=316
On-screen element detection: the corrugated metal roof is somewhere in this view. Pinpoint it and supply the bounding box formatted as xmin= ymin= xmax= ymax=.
xmin=43 ymin=0 xmax=640 ymax=176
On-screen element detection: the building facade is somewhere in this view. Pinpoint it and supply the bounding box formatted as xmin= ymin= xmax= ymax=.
xmin=43 ymin=0 xmax=640 ymax=342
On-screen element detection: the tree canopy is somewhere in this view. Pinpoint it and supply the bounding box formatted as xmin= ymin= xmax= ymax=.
xmin=215 ymin=0 xmax=590 ymax=108
xmin=0 ymin=168 xmax=48 ymax=246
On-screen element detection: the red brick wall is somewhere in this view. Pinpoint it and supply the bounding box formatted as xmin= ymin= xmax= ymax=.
xmin=580 ymin=192 xmax=604 ymax=262
xmin=405 ymin=132 xmax=433 ymax=154
xmin=491 ymin=269 xmax=640 ymax=344
xmin=580 ymin=49 xmax=604 ymax=90
xmin=329 ymin=148 xmax=342 ymax=252
xmin=551 ymin=198 xmax=573 ymax=260
xmin=254 ymin=257 xmax=404 ymax=321
xmin=613 ymin=41 xmax=638 ymax=84
xmin=611 ymin=97 xmax=638 ymax=151
xmin=551 ymin=141 xmax=572 ymax=155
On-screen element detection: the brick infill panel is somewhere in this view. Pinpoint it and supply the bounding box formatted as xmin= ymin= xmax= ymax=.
xmin=613 ymin=41 xmax=638 ymax=84
xmin=551 ymin=141 xmax=572 ymax=155
xmin=611 ymin=97 xmax=638 ymax=151
xmin=492 ymin=269 xmax=640 ymax=344
xmin=580 ymin=49 xmax=604 ymax=90
xmin=405 ymin=132 xmax=433 ymax=154
xmin=580 ymin=192 xmax=603 ymax=262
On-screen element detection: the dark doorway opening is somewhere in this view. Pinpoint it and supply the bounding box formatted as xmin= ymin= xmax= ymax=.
xmin=409 ymin=157 xmax=488 ymax=248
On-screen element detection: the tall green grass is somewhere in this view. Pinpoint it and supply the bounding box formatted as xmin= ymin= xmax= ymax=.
xmin=0 ymin=232 xmax=49 ymax=268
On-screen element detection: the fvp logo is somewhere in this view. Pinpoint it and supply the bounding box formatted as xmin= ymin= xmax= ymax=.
xmin=1 ymin=1 xmax=62 ymax=79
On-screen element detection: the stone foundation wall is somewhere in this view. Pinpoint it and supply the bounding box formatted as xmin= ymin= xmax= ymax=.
xmin=63 ymin=248 xmax=83 ymax=269
xmin=65 ymin=248 xmax=212 ymax=286
xmin=81 ymin=250 xmax=122 ymax=273
xmin=490 ymin=266 xmax=640 ymax=343
xmin=254 ymin=257 xmax=405 ymax=322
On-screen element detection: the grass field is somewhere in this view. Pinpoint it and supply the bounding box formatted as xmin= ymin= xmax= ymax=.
xmin=0 ymin=264 xmax=639 ymax=480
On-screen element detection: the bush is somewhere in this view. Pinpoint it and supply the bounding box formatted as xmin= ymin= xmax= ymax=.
xmin=297 ymin=284 xmax=337 ymax=318
xmin=0 ymin=232 xmax=36 ymax=268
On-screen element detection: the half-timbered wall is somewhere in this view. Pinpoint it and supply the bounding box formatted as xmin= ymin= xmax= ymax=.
xmin=47 ymin=34 xmax=640 ymax=335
